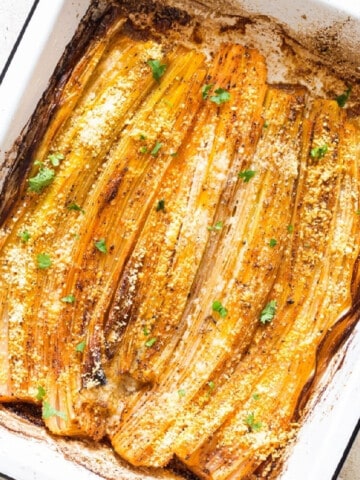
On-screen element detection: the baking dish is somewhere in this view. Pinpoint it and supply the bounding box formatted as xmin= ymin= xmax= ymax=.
xmin=0 ymin=1 xmax=360 ymax=479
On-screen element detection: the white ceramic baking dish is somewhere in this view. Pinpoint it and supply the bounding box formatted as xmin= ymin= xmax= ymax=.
xmin=0 ymin=1 xmax=360 ymax=479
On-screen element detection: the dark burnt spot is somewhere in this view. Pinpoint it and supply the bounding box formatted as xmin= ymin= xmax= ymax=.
xmin=153 ymin=6 xmax=191 ymax=32
xmin=219 ymin=17 xmax=253 ymax=35
xmin=122 ymin=18 xmax=152 ymax=41
xmin=191 ymin=22 xmax=203 ymax=44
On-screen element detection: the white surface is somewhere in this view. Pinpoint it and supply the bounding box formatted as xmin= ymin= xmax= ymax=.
xmin=0 ymin=1 xmax=359 ymax=479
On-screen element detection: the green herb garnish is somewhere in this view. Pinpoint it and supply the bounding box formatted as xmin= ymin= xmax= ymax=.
xmin=208 ymin=221 xmax=223 ymax=232
xmin=201 ymin=83 xmax=214 ymax=100
xmin=143 ymin=326 xmax=150 ymax=336
xmin=252 ymin=393 xmax=260 ymax=401
xmin=310 ymin=145 xmax=328 ymax=159
xmin=139 ymin=146 xmax=148 ymax=154
xmin=75 ymin=341 xmax=86 ymax=353
xmin=66 ymin=202 xmax=85 ymax=214
xmin=335 ymin=87 xmax=351 ymax=107
xmin=36 ymin=386 xmax=46 ymax=402
xmin=95 ymin=238 xmax=107 ymax=254
xmin=259 ymin=300 xmax=277 ymax=324
xmin=147 ymin=59 xmax=167 ymax=82
xmin=212 ymin=300 xmax=228 ymax=318
xmin=29 ymin=167 xmax=55 ymax=193
xmin=210 ymin=88 xmax=231 ymax=105
xmin=145 ymin=337 xmax=157 ymax=347
xmin=156 ymin=199 xmax=165 ymax=212
xmin=151 ymin=141 xmax=163 ymax=157
xmin=37 ymin=253 xmax=52 ymax=270
xmin=245 ymin=412 xmax=262 ymax=432
xmin=287 ymin=224 xmax=294 ymax=233
xmin=42 ymin=401 xmax=67 ymax=420
xmin=61 ymin=294 xmax=76 ymax=304
xmin=178 ymin=389 xmax=186 ymax=397
xmin=48 ymin=152 xmax=64 ymax=167
xmin=269 ymin=238 xmax=277 ymax=248
xmin=18 ymin=230 xmax=31 ymax=243
xmin=238 ymin=170 xmax=256 ymax=183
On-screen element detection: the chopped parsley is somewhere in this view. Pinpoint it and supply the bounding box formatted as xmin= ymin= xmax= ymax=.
xmin=75 ymin=341 xmax=86 ymax=353
xmin=287 ymin=224 xmax=294 ymax=233
xmin=151 ymin=141 xmax=163 ymax=157
xmin=252 ymin=393 xmax=260 ymax=401
xmin=66 ymin=202 xmax=85 ymax=213
xmin=42 ymin=401 xmax=67 ymax=421
xmin=260 ymin=300 xmax=277 ymax=324
xmin=61 ymin=294 xmax=76 ymax=304
xmin=208 ymin=221 xmax=223 ymax=232
xmin=29 ymin=167 xmax=55 ymax=193
xmin=263 ymin=120 xmax=269 ymax=129
xmin=238 ymin=170 xmax=256 ymax=183
xmin=48 ymin=152 xmax=64 ymax=167
xmin=143 ymin=326 xmax=150 ymax=336
xmin=139 ymin=146 xmax=148 ymax=154
xmin=145 ymin=337 xmax=157 ymax=347
xmin=335 ymin=87 xmax=351 ymax=108
xmin=37 ymin=253 xmax=52 ymax=270
xmin=147 ymin=59 xmax=167 ymax=82
xmin=245 ymin=412 xmax=262 ymax=432
xmin=178 ymin=389 xmax=186 ymax=397
xmin=201 ymin=83 xmax=214 ymax=100
xmin=36 ymin=385 xmax=46 ymax=402
xmin=210 ymin=88 xmax=231 ymax=105
xmin=212 ymin=300 xmax=228 ymax=318
xmin=310 ymin=144 xmax=328 ymax=159
xmin=269 ymin=238 xmax=277 ymax=248
xmin=18 ymin=230 xmax=31 ymax=243
xmin=156 ymin=199 xmax=165 ymax=212
xmin=207 ymin=381 xmax=215 ymax=391
xmin=139 ymin=134 xmax=147 ymax=140
xmin=95 ymin=238 xmax=107 ymax=254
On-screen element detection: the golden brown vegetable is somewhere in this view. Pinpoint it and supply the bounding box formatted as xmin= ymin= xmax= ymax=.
xmin=0 ymin=11 xmax=359 ymax=480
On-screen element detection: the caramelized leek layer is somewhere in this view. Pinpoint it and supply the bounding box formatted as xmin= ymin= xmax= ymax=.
xmin=0 ymin=24 xmax=359 ymax=480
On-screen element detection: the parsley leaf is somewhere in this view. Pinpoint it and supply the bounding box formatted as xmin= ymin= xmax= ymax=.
xmin=238 ymin=170 xmax=256 ymax=183
xmin=151 ymin=141 xmax=163 ymax=157
xmin=143 ymin=326 xmax=150 ymax=336
xmin=335 ymin=87 xmax=351 ymax=108
xmin=207 ymin=381 xmax=215 ymax=391
xmin=178 ymin=389 xmax=186 ymax=397
xmin=36 ymin=386 xmax=46 ymax=402
xmin=287 ymin=224 xmax=294 ymax=233
xmin=212 ymin=300 xmax=228 ymax=318
xmin=147 ymin=59 xmax=167 ymax=82
xmin=156 ymin=199 xmax=165 ymax=212
xmin=29 ymin=167 xmax=55 ymax=193
xmin=145 ymin=337 xmax=157 ymax=347
xmin=201 ymin=83 xmax=214 ymax=100
xmin=42 ymin=401 xmax=67 ymax=420
xmin=139 ymin=146 xmax=148 ymax=154
xmin=95 ymin=238 xmax=107 ymax=254
xmin=37 ymin=253 xmax=52 ymax=270
xmin=210 ymin=88 xmax=231 ymax=105
xmin=245 ymin=412 xmax=262 ymax=432
xmin=61 ymin=294 xmax=75 ymax=304
xmin=66 ymin=202 xmax=85 ymax=214
xmin=252 ymin=393 xmax=260 ymax=401
xmin=48 ymin=152 xmax=64 ymax=167
xmin=18 ymin=230 xmax=31 ymax=243
xmin=310 ymin=145 xmax=328 ymax=159
xmin=208 ymin=221 xmax=223 ymax=232
xmin=269 ymin=238 xmax=277 ymax=248
xmin=75 ymin=341 xmax=86 ymax=352
xmin=260 ymin=300 xmax=277 ymax=324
